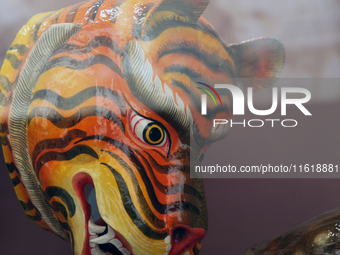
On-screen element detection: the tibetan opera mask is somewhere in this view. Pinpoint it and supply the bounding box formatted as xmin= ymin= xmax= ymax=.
xmin=0 ymin=0 xmax=285 ymax=254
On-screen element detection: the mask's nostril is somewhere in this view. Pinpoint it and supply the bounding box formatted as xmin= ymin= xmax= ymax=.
xmin=172 ymin=227 xmax=188 ymax=243
xmin=169 ymin=225 xmax=206 ymax=255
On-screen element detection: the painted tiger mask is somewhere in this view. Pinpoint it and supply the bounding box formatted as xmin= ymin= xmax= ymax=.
xmin=0 ymin=0 xmax=284 ymax=255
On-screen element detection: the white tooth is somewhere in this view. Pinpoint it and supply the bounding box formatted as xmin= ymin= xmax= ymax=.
xmin=165 ymin=235 xmax=171 ymax=244
xmin=184 ymin=252 xmax=190 ymax=255
xmin=154 ymin=75 xmax=163 ymax=91
xmin=91 ymin=246 xmax=105 ymax=255
xmin=109 ymin=238 xmax=123 ymax=248
xmin=118 ymin=247 xmax=131 ymax=255
xmin=166 ymin=244 xmax=172 ymax=251
xmin=88 ymin=217 xmax=106 ymax=234
xmin=90 ymin=226 xmax=115 ymax=244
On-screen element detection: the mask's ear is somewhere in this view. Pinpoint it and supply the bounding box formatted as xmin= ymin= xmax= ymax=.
xmin=142 ymin=0 xmax=210 ymax=37
xmin=229 ymin=37 xmax=285 ymax=90
xmin=206 ymin=38 xmax=285 ymax=145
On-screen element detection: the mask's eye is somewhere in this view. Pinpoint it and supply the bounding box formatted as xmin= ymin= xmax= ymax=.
xmin=129 ymin=110 xmax=170 ymax=154
xmin=143 ymin=123 xmax=165 ymax=145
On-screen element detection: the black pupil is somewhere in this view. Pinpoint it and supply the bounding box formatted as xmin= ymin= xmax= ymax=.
xmin=149 ymin=127 xmax=162 ymax=142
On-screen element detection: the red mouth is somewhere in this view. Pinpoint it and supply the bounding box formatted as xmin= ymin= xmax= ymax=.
xmin=73 ymin=173 xmax=134 ymax=255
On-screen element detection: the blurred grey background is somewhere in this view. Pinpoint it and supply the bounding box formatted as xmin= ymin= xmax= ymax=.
xmin=0 ymin=0 xmax=339 ymax=254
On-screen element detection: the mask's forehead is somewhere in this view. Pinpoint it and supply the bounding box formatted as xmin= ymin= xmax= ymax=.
xmin=124 ymin=15 xmax=235 ymax=148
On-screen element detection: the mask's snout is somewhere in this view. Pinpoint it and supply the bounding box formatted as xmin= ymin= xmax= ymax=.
xmin=169 ymin=225 xmax=206 ymax=255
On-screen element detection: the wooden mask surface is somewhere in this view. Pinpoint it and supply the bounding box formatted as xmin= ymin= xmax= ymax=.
xmin=0 ymin=0 xmax=285 ymax=254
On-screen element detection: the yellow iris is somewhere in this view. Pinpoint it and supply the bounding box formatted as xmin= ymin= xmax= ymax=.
xmin=145 ymin=124 xmax=164 ymax=145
